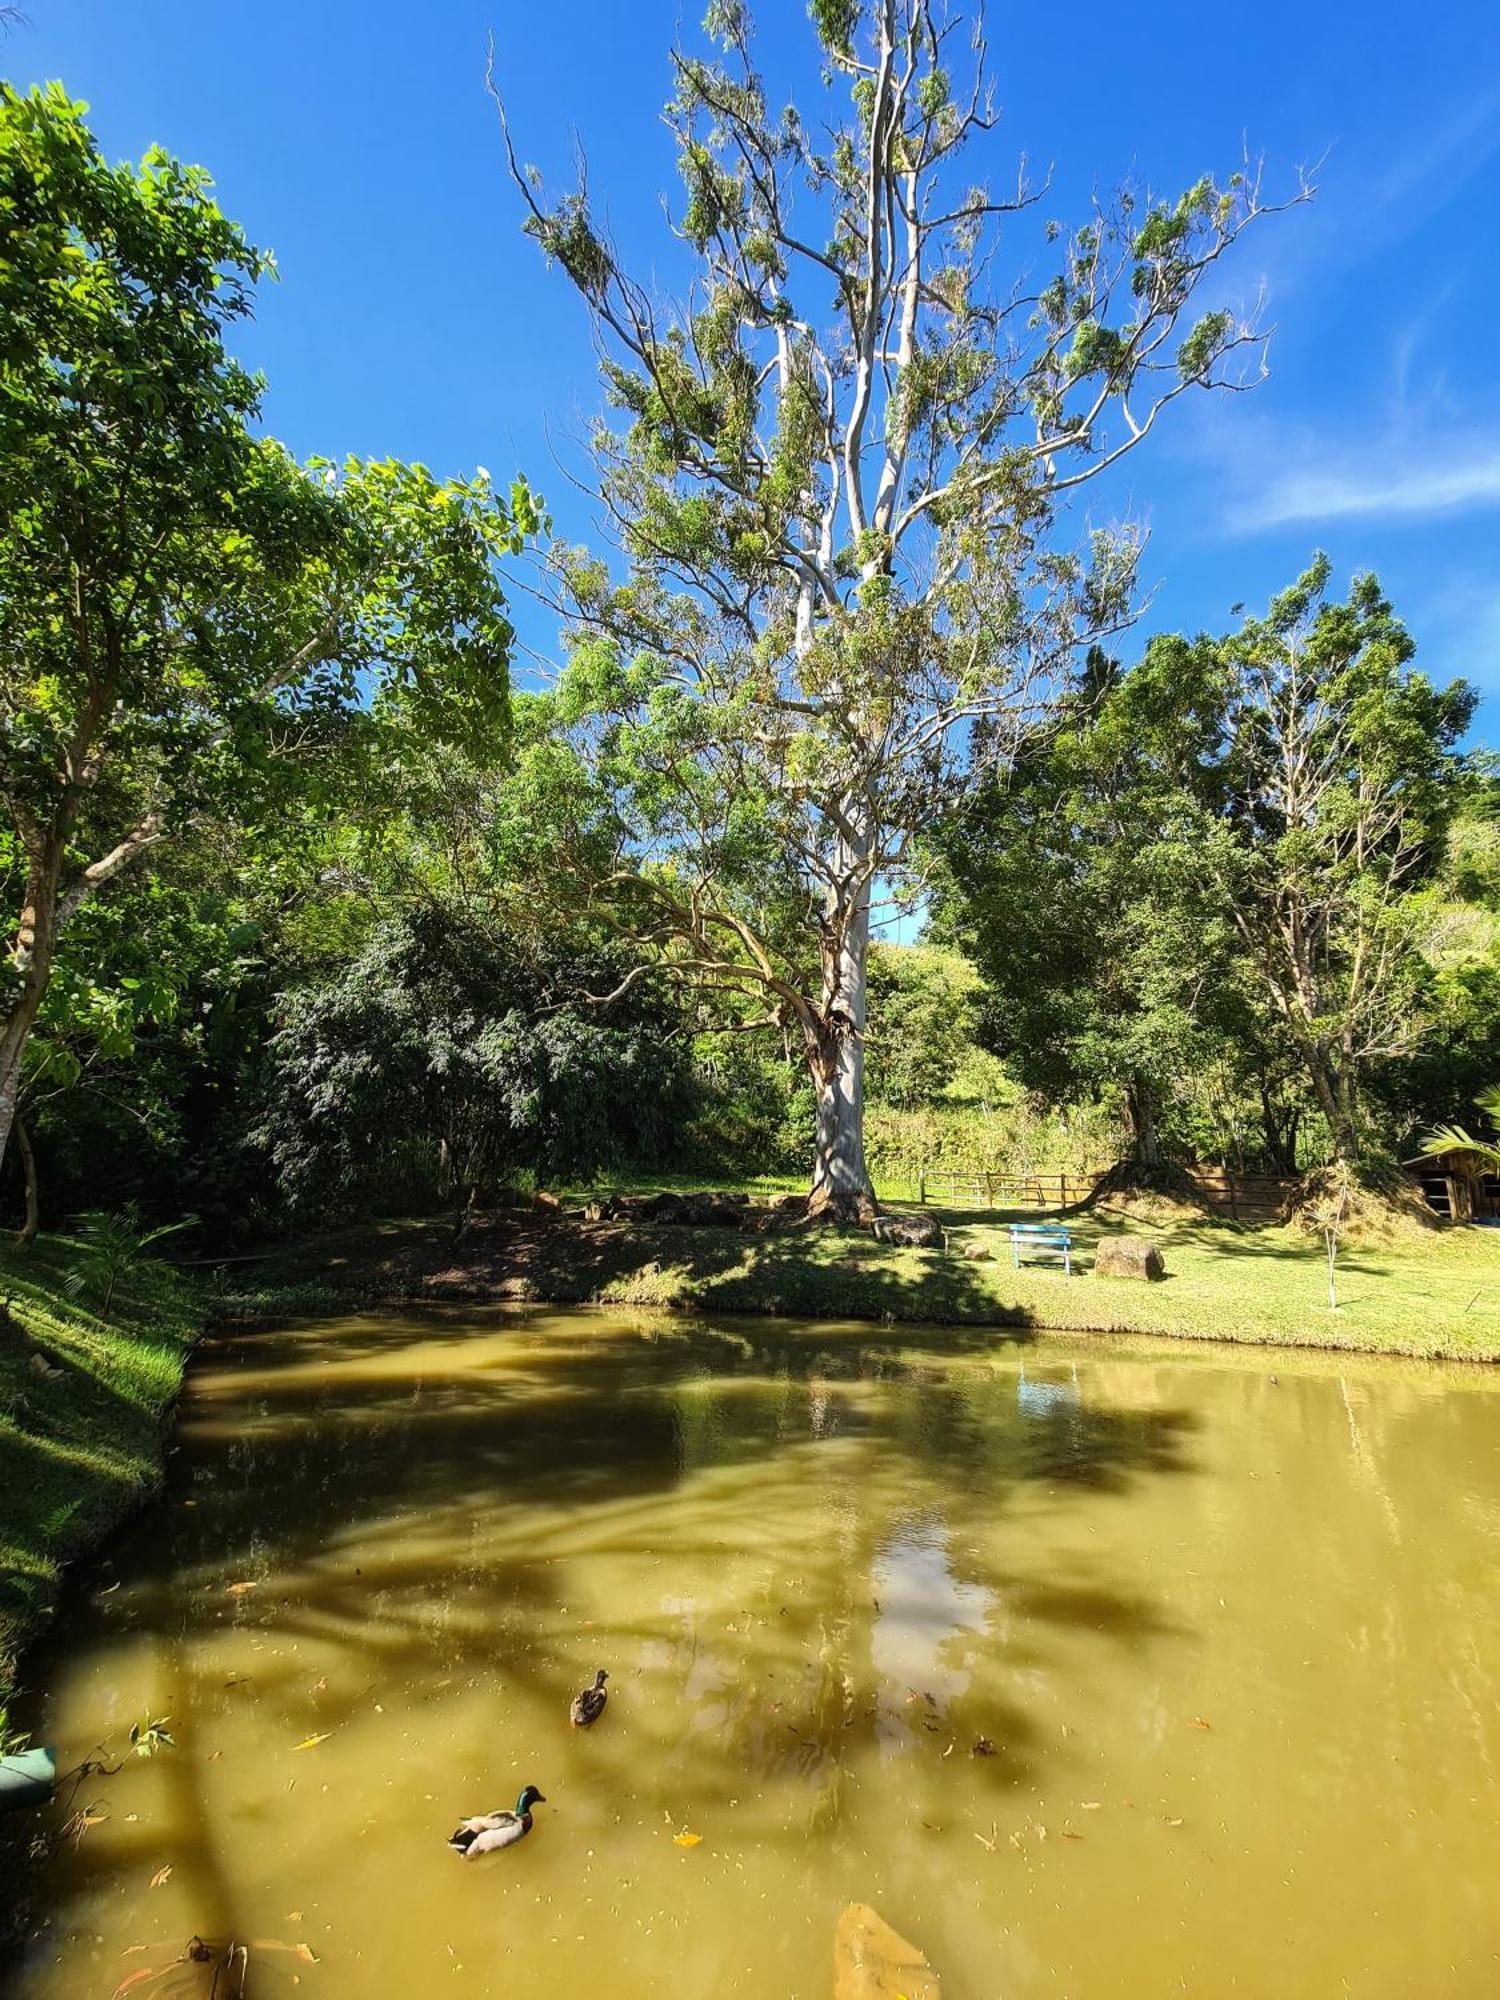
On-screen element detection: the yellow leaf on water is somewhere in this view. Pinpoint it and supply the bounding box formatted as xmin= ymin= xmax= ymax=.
xmin=673 ymin=1832 xmax=702 ymax=1848
xmin=148 ymin=1865 xmax=172 ymax=1889
xmin=293 ymin=1733 xmax=332 ymax=1751
xmin=226 ymin=1581 xmax=257 ymax=1596
xmin=112 ymin=1971 xmax=158 ymax=1998
xmin=1190 ymin=1717 xmax=1212 ymax=1731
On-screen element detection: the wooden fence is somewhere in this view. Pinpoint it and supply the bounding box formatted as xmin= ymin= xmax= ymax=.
xmin=898 ymin=1165 xmax=1296 ymax=1221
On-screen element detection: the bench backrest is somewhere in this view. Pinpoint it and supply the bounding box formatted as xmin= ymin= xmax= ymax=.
xmin=1009 ymin=1224 xmax=1071 ymax=1243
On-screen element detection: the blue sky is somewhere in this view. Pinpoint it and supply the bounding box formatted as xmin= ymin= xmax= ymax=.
xmin=9 ymin=0 xmax=1500 ymax=744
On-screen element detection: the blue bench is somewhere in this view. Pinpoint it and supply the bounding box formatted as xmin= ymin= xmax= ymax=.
xmin=1009 ymin=1223 xmax=1073 ymax=1276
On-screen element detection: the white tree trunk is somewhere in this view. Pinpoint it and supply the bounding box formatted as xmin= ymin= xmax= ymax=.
xmin=805 ymin=832 xmax=876 ymax=1221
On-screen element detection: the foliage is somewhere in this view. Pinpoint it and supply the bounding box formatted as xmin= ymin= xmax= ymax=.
xmin=1151 ymin=560 xmax=1476 ymax=1163
xmin=933 ymin=647 xmax=1242 ymax=1167
xmin=491 ymin=0 xmax=1306 ymax=1210
xmin=0 ymin=83 xmax=536 ymax=1180
xmin=254 ymin=908 xmax=692 ymax=1219
xmin=940 ymin=567 xmax=1479 ymax=1176
xmin=1421 ymin=1084 xmax=1500 ymax=1173
xmin=62 ymin=1205 xmax=196 ymax=1316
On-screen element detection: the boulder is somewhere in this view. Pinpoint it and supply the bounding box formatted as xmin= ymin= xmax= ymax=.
xmin=960 ymin=1240 xmax=993 ymax=1261
xmin=834 ymin=1903 xmax=940 ymax=2000
xmin=870 ymin=1210 xmax=946 ymax=1249
xmin=1094 ymin=1235 xmax=1166 ymax=1281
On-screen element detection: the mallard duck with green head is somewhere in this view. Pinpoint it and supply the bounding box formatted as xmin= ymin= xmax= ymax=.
xmin=569 ymin=1668 xmax=609 ymax=1728
xmin=448 ymin=1784 xmax=545 ymax=1858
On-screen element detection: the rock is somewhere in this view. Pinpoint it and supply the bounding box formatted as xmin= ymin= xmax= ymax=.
xmin=870 ymin=1210 xmax=946 ymax=1249
xmin=834 ymin=1903 xmax=941 ymax=2000
xmin=960 ymin=1241 xmax=992 ymax=1261
xmin=1094 ymin=1235 xmax=1166 ymax=1281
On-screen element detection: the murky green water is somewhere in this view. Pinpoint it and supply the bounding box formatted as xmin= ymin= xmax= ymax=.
xmin=5 ymin=1309 xmax=1499 ymax=1997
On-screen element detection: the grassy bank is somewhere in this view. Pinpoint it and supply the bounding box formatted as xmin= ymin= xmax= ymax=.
xmin=219 ymin=1202 xmax=1500 ymax=1363
xmin=0 ymin=1238 xmax=201 ymax=1730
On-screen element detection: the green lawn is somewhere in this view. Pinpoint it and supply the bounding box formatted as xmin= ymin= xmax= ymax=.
xmin=221 ymin=1200 xmax=1500 ymax=1364
xmin=569 ymin=1209 xmax=1500 ymax=1361
xmin=0 ymin=1238 xmax=201 ymax=1729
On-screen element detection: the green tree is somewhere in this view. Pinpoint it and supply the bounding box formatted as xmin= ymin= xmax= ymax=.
xmin=490 ymin=0 xmax=1306 ymax=1218
xmin=934 ymin=651 xmax=1236 ymax=1172
xmin=0 ymin=85 xmax=535 ymax=1179
xmin=255 ymin=906 xmax=691 ymax=1225
xmin=1133 ymin=561 xmax=1476 ymax=1164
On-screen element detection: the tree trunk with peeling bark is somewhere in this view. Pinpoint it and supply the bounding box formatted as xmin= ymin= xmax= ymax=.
xmin=804 ymin=858 xmax=875 ymax=1219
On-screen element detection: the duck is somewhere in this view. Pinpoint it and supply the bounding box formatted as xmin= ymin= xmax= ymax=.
xmin=569 ymin=1668 xmax=609 ymax=1728
xmin=448 ymin=1784 xmax=545 ymax=1858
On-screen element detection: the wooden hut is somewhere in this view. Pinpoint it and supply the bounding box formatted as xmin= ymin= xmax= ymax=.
xmin=1403 ymin=1146 xmax=1500 ymax=1223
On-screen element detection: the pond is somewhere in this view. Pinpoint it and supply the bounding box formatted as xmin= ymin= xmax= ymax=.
xmin=4 ymin=1308 xmax=1499 ymax=1997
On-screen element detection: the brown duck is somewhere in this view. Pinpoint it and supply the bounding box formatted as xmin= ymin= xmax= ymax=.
xmin=569 ymin=1668 xmax=609 ymax=1728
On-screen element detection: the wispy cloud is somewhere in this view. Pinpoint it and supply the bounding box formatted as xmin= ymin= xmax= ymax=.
xmin=1250 ymin=84 xmax=1500 ymax=301
xmin=1230 ymin=440 xmax=1500 ymax=532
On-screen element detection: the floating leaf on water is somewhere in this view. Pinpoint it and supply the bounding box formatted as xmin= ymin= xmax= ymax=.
xmin=1190 ymin=1717 xmax=1212 ymax=1731
xmin=673 ymin=1832 xmax=702 ymax=1847
xmin=1165 ymin=1816 xmax=1185 ymax=1827
xmin=149 ymin=1864 xmax=172 ymax=1889
xmin=293 ymin=1733 xmax=332 ymax=1751
xmin=226 ymin=1582 xmax=257 ymax=1597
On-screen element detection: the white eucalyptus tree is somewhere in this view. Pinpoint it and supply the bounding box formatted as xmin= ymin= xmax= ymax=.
xmin=493 ymin=0 xmax=1307 ymax=1216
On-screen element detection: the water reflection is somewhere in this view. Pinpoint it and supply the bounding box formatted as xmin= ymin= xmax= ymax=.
xmin=870 ymin=1523 xmax=992 ymax=1746
xmin=4 ymin=1310 xmax=1498 ymax=2000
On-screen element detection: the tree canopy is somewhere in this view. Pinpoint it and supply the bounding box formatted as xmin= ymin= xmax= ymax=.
xmin=490 ymin=0 xmax=1308 ymax=1215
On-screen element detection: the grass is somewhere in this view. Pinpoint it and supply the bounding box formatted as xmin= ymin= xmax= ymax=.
xmin=0 ymin=1236 xmax=201 ymax=1732
xmin=219 ymin=1200 xmax=1500 ymax=1364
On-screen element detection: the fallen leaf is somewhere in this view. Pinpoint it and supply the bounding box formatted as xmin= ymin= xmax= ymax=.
xmin=1190 ymin=1717 xmax=1212 ymax=1731
xmin=112 ymin=1972 xmax=158 ymax=1998
xmin=1165 ymin=1816 xmax=1185 ymax=1828
xmin=673 ymin=1831 xmax=702 ymax=1848
xmin=1080 ymin=1800 xmax=1102 ymax=1811
xmin=293 ymin=1733 xmax=332 ymax=1751
xmin=295 ymin=1944 xmax=321 ymax=1964
xmin=287 ymin=1912 xmax=304 ymax=1923
xmin=149 ymin=1865 xmax=172 ymax=1889
xmin=226 ymin=1581 xmax=257 ymax=1597
xmin=1062 ymin=1830 xmax=1085 ymax=1841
